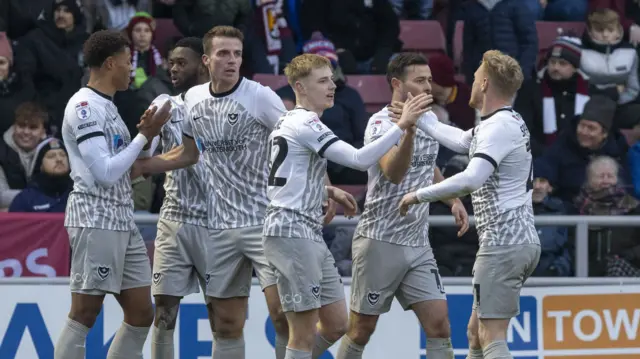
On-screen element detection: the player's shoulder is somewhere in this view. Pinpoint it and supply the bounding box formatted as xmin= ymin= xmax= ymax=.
xmin=184 ymin=83 xmax=210 ymax=106
xmin=477 ymin=108 xmax=525 ymax=137
xmin=366 ymin=107 xmax=393 ymax=127
xmin=242 ymin=77 xmax=281 ymax=103
xmin=64 ymin=88 xmax=107 ymax=122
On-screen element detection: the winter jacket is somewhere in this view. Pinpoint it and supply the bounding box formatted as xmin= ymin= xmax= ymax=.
xmin=8 ymin=181 xmax=70 ymax=213
xmin=629 ymin=141 xmax=640 ymax=198
xmin=462 ymin=0 xmax=538 ymax=83
xmin=532 ymin=196 xmax=572 ymax=276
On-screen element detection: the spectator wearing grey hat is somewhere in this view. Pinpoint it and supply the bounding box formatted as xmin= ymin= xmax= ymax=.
xmin=533 ymin=95 xmax=631 ymax=210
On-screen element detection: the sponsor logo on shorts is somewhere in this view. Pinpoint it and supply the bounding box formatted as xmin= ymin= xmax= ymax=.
xmin=367 ymin=291 xmax=381 ymax=306
xmin=153 ymin=273 xmax=162 ymax=284
xmin=311 ymin=285 xmax=320 ymax=299
xmin=280 ymin=293 xmax=303 ymax=304
xmin=97 ymin=266 xmax=110 ymax=280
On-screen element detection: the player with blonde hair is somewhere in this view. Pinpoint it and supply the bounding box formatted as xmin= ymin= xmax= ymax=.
xmin=395 ymin=50 xmax=541 ymax=359
xmin=263 ymin=53 xmax=431 ymax=359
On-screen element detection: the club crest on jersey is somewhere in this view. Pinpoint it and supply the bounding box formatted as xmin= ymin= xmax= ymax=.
xmin=367 ymin=291 xmax=381 ymax=306
xmin=227 ymin=113 xmax=239 ymax=125
xmin=97 ymin=266 xmax=110 ymax=280
xmin=305 ymin=117 xmax=325 ymax=133
xmin=310 ymin=285 xmax=320 ymax=299
xmin=153 ymin=272 xmax=162 ymax=284
xmin=75 ymin=101 xmax=91 ymax=120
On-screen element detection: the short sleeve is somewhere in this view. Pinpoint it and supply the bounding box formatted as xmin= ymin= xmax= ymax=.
xmin=66 ymin=99 xmax=106 ymax=145
xmin=364 ymin=115 xmax=398 ymax=144
xmin=472 ymin=121 xmax=519 ymax=169
xmin=296 ymin=115 xmax=339 ymax=157
xmin=256 ymin=85 xmax=287 ymax=129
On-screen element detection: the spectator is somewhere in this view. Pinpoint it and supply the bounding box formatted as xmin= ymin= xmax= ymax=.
xmin=83 ymin=0 xmax=149 ymax=31
xmin=252 ymin=0 xmax=297 ymax=74
xmin=462 ymin=0 xmax=538 ymax=83
xmin=515 ymin=36 xmax=589 ymax=156
xmin=531 ymin=183 xmax=572 ymax=276
xmin=172 ymin=0 xmax=251 ymax=37
xmin=428 ymin=53 xmax=476 ymax=131
xmin=0 ymin=0 xmax=52 ymax=39
xmin=574 ymin=156 xmax=640 ymax=276
xmin=388 ymin=0 xmax=434 ymax=20
xmin=14 ymin=0 xmax=87 ymax=131
xmin=617 ymin=103 xmax=640 ymax=198
xmin=534 ymin=95 xmax=629 ymax=210
xmin=300 ymin=0 xmax=402 ymax=74
xmin=0 ymin=33 xmax=36 ymax=135
xmin=9 ymin=137 xmax=71 ymax=212
xmin=532 ymin=0 xmax=588 ymax=21
xmin=276 ymin=35 xmax=369 ymax=184
xmin=127 ymin=12 xmax=165 ymax=89
xmin=588 ymin=0 xmax=640 ymax=46
xmin=0 ymin=101 xmax=48 ymax=209
xmin=581 ymin=9 xmax=639 ymax=104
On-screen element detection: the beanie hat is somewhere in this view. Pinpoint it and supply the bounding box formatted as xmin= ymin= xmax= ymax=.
xmin=33 ymin=138 xmax=68 ymax=175
xmin=303 ymin=32 xmax=339 ymax=67
xmin=126 ymin=12 xmax=156 ymax=40
xmin=0 ymin=32 xmax=12 ymax=65
xmin=581 ymin=95 xmax=617 ymax=130
xmin=548 ymin=36 xmax=582 ymax=68
xmin=428 ymin=53 xmax=456 ymax=87
xmin=53 ymin=0 xmax=84 ymax=25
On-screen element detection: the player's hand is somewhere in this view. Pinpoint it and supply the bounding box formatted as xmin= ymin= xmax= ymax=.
xmin=398 ymin=192 xmax=419 ymax=216
xmin=327 ymin=186 xmax=358 ymax=217
xmin=387 ymin=101 xmax=404 ymax=121
xmin=138 ymin=100 xmax=172 ymax=140
xmin=397 ymin=93 xmax=432 ymax=129
xmin=450 ymin=199 xmax=469 ymax=237
xmin=323 ymin=199 xmax=337 ymax=224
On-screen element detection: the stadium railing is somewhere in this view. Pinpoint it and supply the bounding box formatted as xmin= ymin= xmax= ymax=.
xmin=132 ymin=213 xmax=640 ymax=278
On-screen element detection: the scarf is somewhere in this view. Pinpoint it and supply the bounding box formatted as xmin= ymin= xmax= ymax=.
xmin=575 ymin=185 xmax=639 ymax=215
xmin=541 ymin=70 xmax=589 ymax=143
xmin=257 ymin=0 xmax=288 ymax=74
xmin=0 ymin=72 xmax=17 ymax=96
xmin=130 ymin=45 xmax=163 ymax=79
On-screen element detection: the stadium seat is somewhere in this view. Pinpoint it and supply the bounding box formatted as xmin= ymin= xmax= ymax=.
xmin=399 ymin=20 xmax=447 ymax=56
xmin=253 ymin=74 xmax=289 ymax=91
xmin=454 ymin=73 xmax=466 ymax=83
xmin=154 ymin=18 xmax=183 ymax=56
xmin=346 ymin=75 xmax=392 ymax=113
xmin=453 ymin=21 xmax=464 ymax=70
xmin=536 ymin=21 xmax=586 ymax=55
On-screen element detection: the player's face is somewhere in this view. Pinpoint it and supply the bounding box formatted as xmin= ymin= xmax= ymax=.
xmin=204 ymin=36 xmax=242 ymax=83
xmin=169 ymin=47 xmax=203 ymax=92
xmin=399 ymin=65 xmax=432 ymax=101
xmin=0 ymin=56 xmax=9 ymax=81
xmin=13 ymin=120 xmax=46 ymax=152
xmin=107 ymin=47 xmax=133 ymax=91
xmin=41 ymin=149 xmax=69 ymax=176
xmin=547 ymin=58 xmax=575 ymax=81
xmin=132 ymin=22 xmax=153 ymax=51
xmin=299 ymin=66 xmax=336 ymax=111
xmin=469 ymin=64 xmax=487 ymax=110
xmin=576 ymin=119 xmax=607 ymax=150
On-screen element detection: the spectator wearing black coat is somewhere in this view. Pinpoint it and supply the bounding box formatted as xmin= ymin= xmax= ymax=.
xmin=462 ymin=0 xmax=538 ymax=83
xmin=299 ymin=0 xmax=402 ymax=74
xmin=0 ymin=32 xmax=36 ymax=135
xmin=14 ymin=0 xmax=87 ymax=130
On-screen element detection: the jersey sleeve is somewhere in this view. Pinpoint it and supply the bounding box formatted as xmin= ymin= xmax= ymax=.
xmin=183 ymin=109 xmax=195 ymax=138
xmin=256 ymin=85 xmax=287 ymax=129
xmin=66 ymin=99 xmax=107 ymax=145
xmin=364 ymin=114 xmax=398 ymax=145
xmin=296 ymin=115 xmax=339 ymax=157
xmin=472 ymin=120 xmax=519 ymax=169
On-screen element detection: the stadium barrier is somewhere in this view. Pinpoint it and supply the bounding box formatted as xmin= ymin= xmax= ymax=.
xmin=0 ymin=278 xmax=639 ymax=359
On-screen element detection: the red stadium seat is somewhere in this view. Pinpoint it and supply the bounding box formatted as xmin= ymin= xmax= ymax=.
xmin=154 ymin=19 xmax=183 ymax=56
xmin=536 ymin=21 xmax=586 ymax=54
xmin=346 ymin=75 xmax=392 ymax=113
xmin=253 ymin=74 xmax=289 ymax=91
xmin=453 ymin=21 xmax=464 ymax=70
xmin=399 ymin=20 xmax=447 ymax=56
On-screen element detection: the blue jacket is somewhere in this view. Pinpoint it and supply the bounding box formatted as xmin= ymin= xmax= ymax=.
xmin=9 ymin=183 xmax=70 ymax=213
xmin=462 ymin=0 xmax=538 ymax=83
xmin=629 ymin=141 xmax=640 ymax=199
xmin=532 ymin=196 xmax=572 ymax=276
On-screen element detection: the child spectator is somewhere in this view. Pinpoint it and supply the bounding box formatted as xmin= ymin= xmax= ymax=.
xmin=127 ymin=12 xmax=164 ymax=89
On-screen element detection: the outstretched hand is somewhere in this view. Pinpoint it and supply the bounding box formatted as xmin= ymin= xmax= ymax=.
xmin=398 ymin=192 xmax=419 ymax=217
xmin=137 ymin=100 xmax=172 ymax=140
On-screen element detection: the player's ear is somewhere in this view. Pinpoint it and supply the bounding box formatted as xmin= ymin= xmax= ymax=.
xmin=202 ymin=54 xmax=210 ymax=67
xmin=481 ymin=77 xmax=488 ymax=94
xmin=293 ymin=80 xmax=305 ymax=95
xmin=390 ymin=77 xmax=402 ymax=92
xmin=103 ymin=56 xmax=114 ymax=71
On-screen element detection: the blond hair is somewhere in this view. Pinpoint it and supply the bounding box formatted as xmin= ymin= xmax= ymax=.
xmin=284 ymin=54 xmax=332 ymax=87
xmin=481 ymin=50 xmax=523 ymax=99
xmin=588 ymin=9 xmax=620 ymax=31
xmin=203 ymin=26 xmax=244 ymax=55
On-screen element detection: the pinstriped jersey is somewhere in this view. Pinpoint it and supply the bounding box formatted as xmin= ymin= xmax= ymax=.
xmin=62 ymin=87 xmax=134 ymax=231
xmin=263 ymin=108 xmax=339 ymax=242
xmin=182 ymin=78 xmax=286 ymax=229
xmin=355 ymin=107 xmax=439 ymax=247
xmin=153 ymin=94 xmax=208 ymax=227
xmin=469 ymin=108 xmax=539 ymax=247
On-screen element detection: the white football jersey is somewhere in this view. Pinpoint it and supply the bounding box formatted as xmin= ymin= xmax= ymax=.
xmin=263 ymin=108 xmax=339 ymax=242
xmin=469 ymin=107 xmax=539 ymax=247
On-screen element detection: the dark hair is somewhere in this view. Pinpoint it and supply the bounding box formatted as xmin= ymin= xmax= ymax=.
xmin=203 ymin=26 xmax=244 ymax=55
xmin=83 ymin=30 xmax=130 ymax=68
xmin=386 ymin=52 xmax=429 ymax=86
xmin=173 ymin=37 xmax=205 ymax=57
xmin=14 ymin=101 xmax=49 ymax=126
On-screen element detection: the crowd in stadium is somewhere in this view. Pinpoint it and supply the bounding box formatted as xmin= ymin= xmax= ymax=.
xmin=0 ymin=0 xmax=639 ymax=279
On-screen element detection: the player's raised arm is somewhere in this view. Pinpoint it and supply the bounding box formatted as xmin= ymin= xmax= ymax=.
xmin=135 ymin=135 xmax=200 ymax=175
xmin=72 ymin=100 xmax=171 ymax=187
xmin=371 ymin=116 xmax=416 ymax=185
xmin=310 ymin=94 xmax=430 ymax=171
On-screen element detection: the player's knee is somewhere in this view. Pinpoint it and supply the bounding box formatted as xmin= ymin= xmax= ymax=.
xmin=214 ymin=310 xmax=245 ymax=339
xmin=424 ymin=313 xmax=451 ymax=338
xmin=467 ymin=327 xmax=481 ymax=349
xmin=348 ymin=318 xmax=376 ymax=346
xmin=154 ymin=303 xmax=180 ymax=330
xmin=69 ymin=305 xmax=102 ymax=328
xmin=269 ymin=307 xmax=288 ymax=335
